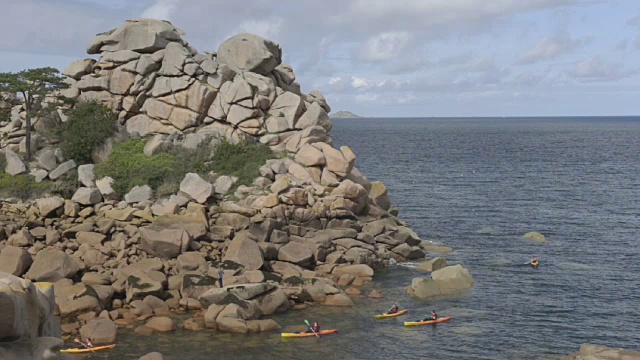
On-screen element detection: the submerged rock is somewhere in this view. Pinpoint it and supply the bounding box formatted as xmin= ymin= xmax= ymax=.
xmin=523 ymin=231 xmax=546 ymax=242
xmin=408 ymin=265 xmax=475 ymax=299
xmin=562 ymin=344 xmax=640 ymax=360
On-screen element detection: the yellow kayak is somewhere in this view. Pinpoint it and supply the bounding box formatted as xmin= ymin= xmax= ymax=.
xmin=60 ymin=344 xmax=116 ymax=354
xmin=404 ymin=317 xmax=452 ymax=327
xmin=375 ymin=309 xmax=409 ymax=319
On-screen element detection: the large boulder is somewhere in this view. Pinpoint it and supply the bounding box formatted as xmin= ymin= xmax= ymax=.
xmin=0 ymin=273 xmax=59 ymax=341
xmin=0 ymin=246 xmax=33 ymax=277
xmin=125 ymin=185 xmax=153 ymax=203
xmin=418 ymin=257 xmax=447 ymax=272
xmin=523 ymin=231 xmax=546 ymax=242
xmin=71 ymin=187 xmax=103 ymax=205
xmin=222 ymin=236 xmax=264 ymax=271
xmin=332 ymin=264 xmax=374 ymax=278
xmin=25 ymin=249 xmax=81 ymax=282
xmin=139 ymin=228 xmax=192 ymax=259
xmin=36 ymin=196 xmax=64 ymax=217
xmin=5 ymin=149 xmax=27 ymax=176
xmin=323 ymin=294 xmax=355 ymax=307
xmin=125 ymin=270 xmax=165 ymax=303
xmin=217 ymin=33 xmax=281 ymax=75
xmin=88 ymin=18 xmax=185 ymax=54
xmin=179 ymin=173 xmax=213 ymax=204
xmin=79 ymin=319 xmax=117 ymax=346
xmin=408 ymin=265 xmax=475 ymax=299
xmin=0 ymin=337 xmax=64 ymax=360
xmin=54 ymin=281 xmax=102 ymax=318
xmin=277 ymin=242 xmax=313 ymax=267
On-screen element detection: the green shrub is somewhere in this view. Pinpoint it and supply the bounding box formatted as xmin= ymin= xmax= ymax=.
xmin=210 ymin=139 xmax=275 ymax=186
xmin=94 ymin=136 xmax=277 ymax=198
xmin=60 ymin=101 xmax=117 ymax=164
xmin=94 ymin=139 xmax=176 ymax=196
xmin=0 ymin=172 xmax=55 ymax=200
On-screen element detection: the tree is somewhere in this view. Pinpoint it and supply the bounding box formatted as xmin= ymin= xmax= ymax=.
xmin=0 ymin=68 xmax=70 ymax=161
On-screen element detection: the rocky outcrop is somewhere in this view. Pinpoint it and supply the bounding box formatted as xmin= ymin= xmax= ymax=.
xmin=0 ymin=18 xmax=453 ymax=339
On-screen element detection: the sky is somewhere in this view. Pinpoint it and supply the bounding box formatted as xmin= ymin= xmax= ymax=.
xmin=1 ymin=0 xmax=639 ymax=117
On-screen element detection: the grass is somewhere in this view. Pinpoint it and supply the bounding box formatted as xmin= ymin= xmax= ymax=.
xmin=94 ymin=137 xmax=278 ymax=197
xmin=0 ymin=155 xmax=77 ymax=200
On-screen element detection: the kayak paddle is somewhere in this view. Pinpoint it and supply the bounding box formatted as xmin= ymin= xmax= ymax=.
xmin=304 ymin=319 xmax=319 ymax=337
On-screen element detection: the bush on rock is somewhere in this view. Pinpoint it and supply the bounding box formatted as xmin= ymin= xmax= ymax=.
xmin=59 ymin=101 xmax=117 ymax=165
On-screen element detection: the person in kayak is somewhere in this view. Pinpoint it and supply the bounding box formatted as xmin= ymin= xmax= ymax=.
xmin=525 ymin=256 xmax=539 ymax=267
xmin=422 ymin=310 xmax=437 ymax=321
xmin=74 ymin=337 xmax=93 ymax=349
xmin=306 ymin=322 xmax=320 ymax=333
xmin=387 ymin=303 xmax=399 ymax=314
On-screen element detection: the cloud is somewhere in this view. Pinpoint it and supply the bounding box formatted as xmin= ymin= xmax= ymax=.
xmin=359 ymin=31 xmax=411 ymax=61
xmin=569 ymin=56 xmax=637 ymax=82
xmin=517 ymin=29 xmax=591 ymax=64
xmin=232 ymin=18 xmax=284 ymax=40
xmin=140 ymin=0 xmax=180 ymax=20
xmin=626 ymin=14 xmax=640 ymax=27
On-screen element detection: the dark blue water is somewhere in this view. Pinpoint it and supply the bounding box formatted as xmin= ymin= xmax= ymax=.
xmin=101 ymin=117 xmax=640 ymax=359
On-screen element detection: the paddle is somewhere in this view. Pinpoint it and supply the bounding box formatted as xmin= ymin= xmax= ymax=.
xmin=74 ymin=338 xmax=95 ymax=353
xmin=304 ymin=319 xmax=319 ymax=337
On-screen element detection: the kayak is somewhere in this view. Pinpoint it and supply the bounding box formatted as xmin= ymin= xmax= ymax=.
xmin=281 ymin=329 xmax=338 ymax=338
xmin=375 ymin=309 xmax=409 ymax=319
xmin=404 ymin=317 xmax=452 ymax=327
xmin=60 ymin=344 xmax=116 ymax=354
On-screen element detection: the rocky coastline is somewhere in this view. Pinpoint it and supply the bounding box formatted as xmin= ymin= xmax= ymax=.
xmin=0 ymin=18 xmax=457 ymax=359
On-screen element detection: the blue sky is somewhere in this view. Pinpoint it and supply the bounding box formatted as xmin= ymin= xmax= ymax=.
xmin=1 ymin=0 xmax=639 ymax=117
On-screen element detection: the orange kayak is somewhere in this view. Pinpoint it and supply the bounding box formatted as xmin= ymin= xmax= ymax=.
xmin=375 ymin=309 xmax=409 ymax=319
xmin=61 ymin=344 xmax=116 ymax=353
xmin=281 ymin=329 xmax=338 ymax=338
xmin=404 ymin=317 xmax=452 ymax=327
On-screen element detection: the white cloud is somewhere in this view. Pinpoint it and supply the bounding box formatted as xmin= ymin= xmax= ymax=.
xmin=141 ymin=0 xmax=180 ymax=21
xmin=232 ymin=18 xmax=284 ymax=40
xmin=517 ymin=29 xmax=591 ymax=64
xmin=570 ymin=56 xmax=636 ymax=82
xmin=351 ymin=77 xmax=372 ymax=88
xmin=360 ymin=31 xmax=411 ymax=61
xmin=355 ymin=93 xmax=382 ymax=104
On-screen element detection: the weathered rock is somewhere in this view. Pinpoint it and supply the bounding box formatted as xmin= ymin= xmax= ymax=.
xmin=36 ymin=149 xmax=57 ymax=171
xmin=139 ymin=352 xmax=167 ymax=360
xmin=0 ymin=273 xmax=58 ymax=341
xmin=76 ymin=231 xmax=107 ymax=247
xmin=180 ymin=173 xmax=213 ymax=204
xmin=199 ymin=283 xmax=275 ymax=307
xmin=78 ymin=164 xmax=95 ymax=187
xmin=5 ymin=149 xmax=27 ymax=176
xmin=125 ymin=270 xmax=165 ymax=303
xmin=25 ymin=249 xmax=81 ymax=282
xmin=49 ymin=160 xmax=76 ymax=180
xmin=332 ymin=264 xmax=374 ymax=278
xmin=36 ymin=196 xmax=64 ymax=217
xmin=217 ymin=33 xmax=281 ymax=75
xmin=8 ymin=230 xmax=34 ymax=247
xmin=418 ymin=257 xmax=447 ymax=272
xmin=139 ymin=227 xmax=192 ymax=259
xmin=295 ymin=143 xmax=325 ymax=166
xmin=408 ymin=265 xmax=476 ymax=299
xmin=72 ymin=187 xmax=103 ymax=205
xmin=54 ymin=281 xmax=101 ymax=318
xmin=368 ymin=181 xmax=391 ymax=210
xmin=88 ymin=18 xmax=185 ymax=54
xmin=323 ymin=294 xmax=354 ymax=307
xmin=79 ymin=319 xmax=117 ymax=346
xmin=64 ymin=58 xmax=96 ymax=79
xmin=125 ymin=185 xmax=153 ymax=203
xmin=277 ymin=242 xmax=313 ymax=266
xmin=176 ymin=252 xmax=207 ymax=273
xmin=145 ymin=317 xmax=175 ymax=332
xmin=222 ymin=236 xmax=264 ymax=271
xmin=0 ymin=246 xmax=33 ymax=277
xmin=96 ymin=176 xmax=118 ymax=200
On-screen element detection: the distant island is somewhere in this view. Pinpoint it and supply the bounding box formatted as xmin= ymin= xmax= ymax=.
xmin=330 ymin=111 xmax=363 ymax=119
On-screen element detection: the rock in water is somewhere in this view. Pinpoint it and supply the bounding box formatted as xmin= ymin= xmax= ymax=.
xmin=523 ymin=231 xmax=546 ymax=242
xmin=417 ymin=257 xmax=447 ymax=272
xmin=562 ymin=344 xmax=640 ymax=360
xmin=408 ymin=265 xmax=475 ymax=299
xmin=79 ymin=319 xmax=117 ymax=345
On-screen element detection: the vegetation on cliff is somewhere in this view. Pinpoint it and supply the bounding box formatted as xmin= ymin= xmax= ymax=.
xmin=59 ymin=101 xmax=117 ymax=165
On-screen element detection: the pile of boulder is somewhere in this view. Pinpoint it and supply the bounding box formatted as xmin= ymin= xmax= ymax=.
xmin=0 ymin=17 xmax=442 ymax=343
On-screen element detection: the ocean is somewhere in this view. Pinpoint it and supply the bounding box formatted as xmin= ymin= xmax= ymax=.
xmin=95 ymin=117 xmax=640 ymax=359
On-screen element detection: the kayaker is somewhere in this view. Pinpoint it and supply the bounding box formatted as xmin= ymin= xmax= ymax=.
xmin=387 ymin=303 xmax=399 ymax=314
xmin=525 ymin=256 xmax=539 ymax=267
xmin=86 ymin=338 xmax=94 ymax=348
xmin=306 ymin=322 xmax=320 ymax=333
xmin=422 ymin=310 xmax=437 ymax=321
